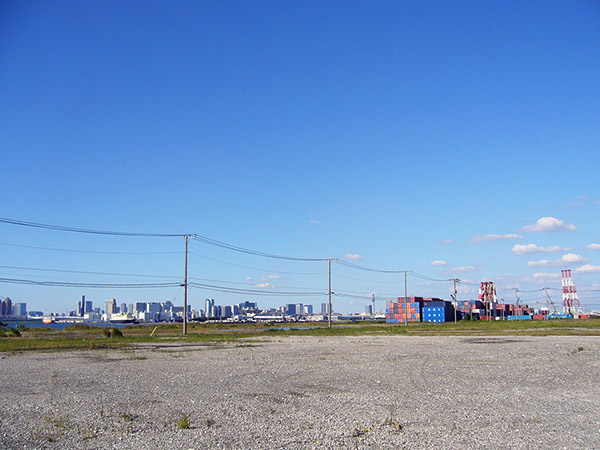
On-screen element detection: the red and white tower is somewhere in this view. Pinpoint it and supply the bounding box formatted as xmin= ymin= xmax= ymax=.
xmin=561 ymin=269 xmax=582 ymax=315
xmin=478 ymin=281 xmax=497 ymax=319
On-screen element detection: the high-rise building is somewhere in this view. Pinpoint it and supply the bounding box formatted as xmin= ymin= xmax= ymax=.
xmin=205 ymin=298 xmax=215 ymax=318
xmin=365 ymin=304 xmax=373 ymax=315
xmin=85 ymin=300 xmax=93 ymax=314
xmin=1 ymin=298 xmax=13 ymax=316
xmin=305 ymin=305 xmax=313 ymax=314
xmin=12 ymin=303 xmax=27 ymax=317
xmin=120 ymin=303 xmax=127 ymax=314
xmin=105 ymin=298 xmax=117 ymax=315
xmin=78 ymin=295 xmax=86 ymax=316
xmin=321 ymin=303 xmax=327 ymax=314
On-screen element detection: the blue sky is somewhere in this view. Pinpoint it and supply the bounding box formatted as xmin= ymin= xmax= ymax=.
xmin=1 ymin=1 xmax=599 ymax=313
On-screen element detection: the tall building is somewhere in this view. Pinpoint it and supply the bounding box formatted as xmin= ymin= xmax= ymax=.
xmin=205 ymin=298 xmax=215 ymax=318
xmin=120 ymin=303 xmax=127 ymax=314
xmin=1 ymin=298 xmax=13 ymax=316
xmin=12 ymin=303 xmax=27 ymax=317
xmin=305 ymin=305 xmax=313 ymax=314
xmin=321 ymin=303 xmax=327 ymax=314
xmin=78 ymin=295 xmax=86 ymax=316
xmin=105 ymin=298 xmax=117 ymax=315
xmin=85 ymin=300 xmax=93 ymax=314
xmin=365 ymin=304 xmax=373 ymax=315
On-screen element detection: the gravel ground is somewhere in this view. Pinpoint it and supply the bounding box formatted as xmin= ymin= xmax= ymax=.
xmin=1 ymin=335 xmax=599 ymax=450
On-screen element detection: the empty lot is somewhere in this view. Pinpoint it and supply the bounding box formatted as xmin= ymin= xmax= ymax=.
xmin=1 ymin=335 xmax=598 ymax=449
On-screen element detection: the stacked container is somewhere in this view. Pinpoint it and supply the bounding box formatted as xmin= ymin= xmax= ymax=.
xmin=385 ymin=297 xmax=422 ymax=323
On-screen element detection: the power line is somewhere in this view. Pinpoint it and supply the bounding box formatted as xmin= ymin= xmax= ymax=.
xmin=0 ymin=277 xmax=181 ymax=288
xmin=0 ymin=265 xmax=181 ymax=280
xmin=0 ymin=241 xmax=182 ymax=255
xmin=188 ymin=282 xmax=326 ymax=297
xmin=409 ymin=271 xmax=454 ymax=282
xmin=335 ymin=260 xmax=409 ymax=273
xmin=191 ymin=236 xmax=330 ymax=262
xmin=188 ymin=251 xmax=323 ymax=275
xmin=0 ymin=217 xmax=185 ymax=237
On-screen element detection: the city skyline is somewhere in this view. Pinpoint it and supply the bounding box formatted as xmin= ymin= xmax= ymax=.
xmin=1 ymin=1 xmax=599 ymax=313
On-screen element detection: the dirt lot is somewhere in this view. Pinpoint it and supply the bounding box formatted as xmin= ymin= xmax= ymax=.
xmin=1 ymin=335 xmax=598 ymax=449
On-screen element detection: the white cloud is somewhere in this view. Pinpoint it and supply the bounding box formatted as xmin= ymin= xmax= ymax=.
xmin=440 ymin=239 xmax=453 ymax=244
xmin=470 ymin=233 xmax=523 ymax=243
xmin=521 ymin=217 xmax=577 ymax=233
xmin=587 ymin=243 xmax=600 ymax=250
xmin=456 ymin=285 xmax=473 ymax=294
xmin=532 ymin=272 xmax=561 ymax=279
xmin=574 ymin=264 xmax=600 ymax=274
xmin=512 ymin=244 xmax=565 ymax=254
xmin=262 ymin=275 xmax=283 ymax=281
xmin=430 ymin=260 xmax=448 ymax=266
xmin=451 ymin=265 xmax=478 ymax=273
xmin=245 ymin=276 xmax=253 ymax=281
xmin=528 ymin=253 xmax=587 ymax=268
xmin=345 ymin=254 xmax=362 ymax=260
xmin=254 ymin=283 xmax=274 ymax=289
xmin=308 ymin=219 xmax=320 ymax=224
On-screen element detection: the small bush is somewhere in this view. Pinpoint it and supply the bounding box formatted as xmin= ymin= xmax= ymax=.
xmin=111 ymin=327 xmax=123 ymax=338
xmin=177 ymin=415 xmax=191 ymax=429
xmin=102 ymin=328 xmax=111 ymax=338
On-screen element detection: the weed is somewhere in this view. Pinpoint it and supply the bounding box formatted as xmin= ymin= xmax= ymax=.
xmin=120 ymin=412 xmax=134 ymax=422
xmin=102 ymin=328 xmax=111 ymax=338
xmin=300 ymin=421 xmax=313 ymax=430
xmin=80 ymin=426 xmax=97 ymax=441
xmin=352 ymin=425 xmax=371 ymax=437
xmin=177 ymin=414 xmax=191 ymax=429
xmin=382 ymin=401 xmax=403 ymax=431
xmin=205 ymin=418 xmax=215 ymax=428
xmin=577 ymin=346 xmax=584 ymax=352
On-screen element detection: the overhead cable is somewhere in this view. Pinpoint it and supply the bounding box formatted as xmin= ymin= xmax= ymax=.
xmin=188 ymin=251 xmax=323 ymax=275
xmin=335 ymin=260 xmax=409 ymax=273
xmin=0 ymin=277 xmax=181 ymax=288
xmin=0 ymin=217 xmax=185 ymax=237
xmin=191 ymin=236 xmax=330 ymax=262
xmin=0 ymin=241 xmax=181 ymax=255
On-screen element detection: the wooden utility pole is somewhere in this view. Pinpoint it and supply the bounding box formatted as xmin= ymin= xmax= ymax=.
xmin=328 ymin=259 xmax=332 ymax=329
xmin=453 ymin=278 xmax=459 ymax=324
xmin=183 ymin=234 xmax=189 ymax=335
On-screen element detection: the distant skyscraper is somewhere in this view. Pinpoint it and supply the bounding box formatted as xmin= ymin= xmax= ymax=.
xmin=1 ymin=298 xmax=12 ymax=316
xmin=321 ymin=303 xmax=327 ymax=314
xmin=85 ymin=300 xmax=93 ymax=314
xmin=77 ymin=295 xmax=85 ymax=316
xmin=120 ymin=303 xmax=127 ymax=314
xmin=205 ymin=298 xmax=215 ymax=318
xmin=305 ymin=305 xmax=313 ymax=314
xmin=105 ymin=298 xmax=117 ymax=315
xmin=365 ymin=304 xmax=373 ymax=315
xmin=12 ymin=303 xmax=27 ymax=317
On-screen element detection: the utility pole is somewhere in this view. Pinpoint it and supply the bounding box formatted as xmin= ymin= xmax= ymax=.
xmin=183 ymin=234 xmax=189 ymax=335
xmin=452 ymin=278 xmax=459 ymax=324
xmin=328 ymin=259 xmax=333 ymax=329
xmin=182 ymin=234 xmax=196 ymax=335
